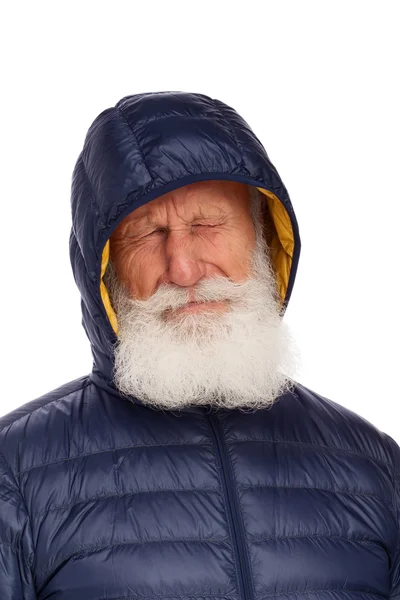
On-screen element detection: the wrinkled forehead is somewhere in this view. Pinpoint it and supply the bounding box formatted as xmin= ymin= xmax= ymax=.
xmin=120 ymin=180 xmax=250 ymax=223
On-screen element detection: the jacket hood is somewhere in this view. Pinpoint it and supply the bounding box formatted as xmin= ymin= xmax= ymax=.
xmin=69 ymin=91 xmax=301 ymax=404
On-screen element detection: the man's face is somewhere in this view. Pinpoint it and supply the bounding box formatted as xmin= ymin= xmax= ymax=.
xmin=105 ymin=181 xmax=297 ymax=411
xmin=109 ymin=180 xmax=256 ymax=312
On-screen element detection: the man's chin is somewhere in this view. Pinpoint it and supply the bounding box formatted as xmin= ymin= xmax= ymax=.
xmin=160 ymin=319 xmax=231 ymax=349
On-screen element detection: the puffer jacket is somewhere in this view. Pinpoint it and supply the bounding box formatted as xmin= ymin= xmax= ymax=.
xmin=1 ymin=91 xmax=400 ymax=600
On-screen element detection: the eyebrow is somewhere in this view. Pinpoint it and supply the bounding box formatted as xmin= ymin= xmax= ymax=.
xmin=123 ymin=199 xmax=229 ymax=232
xmin=130 ymin=212 xmax=225 ymax=229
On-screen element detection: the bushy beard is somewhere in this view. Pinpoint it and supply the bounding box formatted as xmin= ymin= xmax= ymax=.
xmin=104 ymin=226 xmax=300 ymax=412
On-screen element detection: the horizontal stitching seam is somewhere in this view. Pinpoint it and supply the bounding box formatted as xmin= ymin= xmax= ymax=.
xmin=239 ymin=482 xmax=394 ymax=512
xmin=249 ymin=533 xmax=383 ymax=545
xmin=259 ymin=588 xmax=387 ymax=599
xmin=232 ymin=437 xmax=392 ymax=470
xmin=37 ymin=487 xmax=221 ymax=517
xmin=20 ymin=437 xmax=391 ymax=477
xmin=20 ymin=441 xmax=214 ymax=475
xmin=37 ymin=537 xmax=230 ymax=581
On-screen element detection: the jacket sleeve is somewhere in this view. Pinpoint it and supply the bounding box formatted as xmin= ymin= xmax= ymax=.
xmin=384 ymin=433 xmax=400 ymax=598
xmin=0 ymin=451 xmax=36 ymax=599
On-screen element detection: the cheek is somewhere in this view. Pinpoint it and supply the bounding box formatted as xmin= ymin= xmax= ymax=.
xmin=111 ymin=242 xmax=162 ymax=298
xmin=207 ymin=231 xmax=254 ymax=278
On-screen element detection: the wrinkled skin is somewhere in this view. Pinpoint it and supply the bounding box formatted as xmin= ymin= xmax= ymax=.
xmin=110 ymin=180 xmax=256 ymax=315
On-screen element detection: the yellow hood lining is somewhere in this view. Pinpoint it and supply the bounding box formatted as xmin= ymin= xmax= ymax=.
xmin=100 ymin=186 xmax=294 ymax=336
xmin=100 ymin=240 xmax=119 ymax=334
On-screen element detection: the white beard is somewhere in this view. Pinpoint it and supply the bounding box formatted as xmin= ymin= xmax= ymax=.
xmin=105 ymin=227 xmax=300 ymax=412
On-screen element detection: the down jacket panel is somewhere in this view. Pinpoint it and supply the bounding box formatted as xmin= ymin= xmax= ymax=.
xmin=1 ymin=91 xmax=400 ymax=600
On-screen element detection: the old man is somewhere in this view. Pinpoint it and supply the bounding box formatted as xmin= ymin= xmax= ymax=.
xmin=1 ymin=91 xmax=400 ymax=599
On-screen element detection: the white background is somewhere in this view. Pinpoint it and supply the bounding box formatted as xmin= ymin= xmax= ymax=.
xmin=1 ymin=2 xmax=399 ymax=440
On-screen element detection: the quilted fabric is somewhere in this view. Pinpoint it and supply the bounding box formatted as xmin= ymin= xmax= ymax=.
xmin=1 ymin=91 xmax=400 ymax=600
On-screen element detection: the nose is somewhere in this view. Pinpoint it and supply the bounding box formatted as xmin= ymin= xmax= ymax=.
xmin=162 ymin=231 xmax=206 ymax=288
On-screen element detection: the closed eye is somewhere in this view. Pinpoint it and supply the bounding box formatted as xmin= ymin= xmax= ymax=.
xmin=144 ymin=224 xmax=220 ymax=238
xmin=191 ymin=223 xmax=219 ymax=231
xmin=145 ymin=228 xmax=167 ymax=237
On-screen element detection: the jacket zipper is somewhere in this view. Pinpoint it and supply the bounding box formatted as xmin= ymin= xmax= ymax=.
xmin=206 ymin=411 xmax=253 ymax=600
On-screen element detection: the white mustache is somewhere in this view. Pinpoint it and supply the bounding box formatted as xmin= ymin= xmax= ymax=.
xmin=125 ymin=275 xmax=256 ymax=315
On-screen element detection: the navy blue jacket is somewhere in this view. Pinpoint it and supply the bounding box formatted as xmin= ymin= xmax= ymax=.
xmin=1 ymin=91 xmax=400 ymax=599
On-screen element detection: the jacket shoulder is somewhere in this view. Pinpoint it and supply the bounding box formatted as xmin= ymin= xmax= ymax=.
xmin=0 ymin=375 xmax=91 ymax=432
xmin=293 ymin=381 xmax=398 ymax=467
xmin=0 ymin=376 xmax=92 ymax=466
